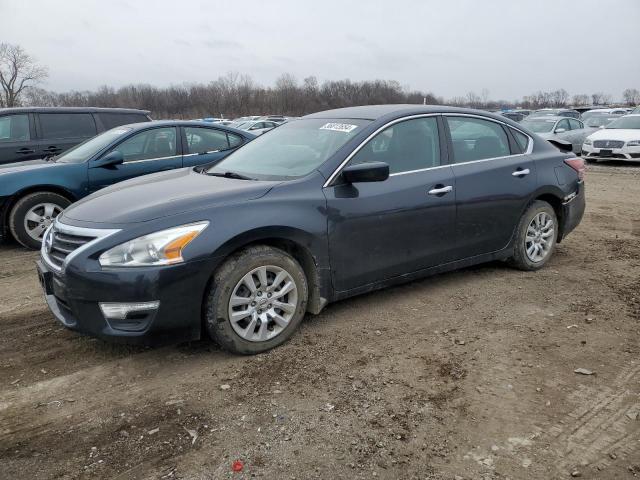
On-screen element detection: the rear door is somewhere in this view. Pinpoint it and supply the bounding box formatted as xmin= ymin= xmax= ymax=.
xmin=325 ymin=115 xmax=457 ymax=292
xmin=0 ymin=113 xmax=37 ymax=165
xmin=87 ymin=126 xmax=182 ymax=192
xmin=35 ymin=112 xmax=97 ymax=158
xmin=445 ymin=115 xmax=537 ymax=259
xmin=181 ymin=126 xmax=245 ymax=168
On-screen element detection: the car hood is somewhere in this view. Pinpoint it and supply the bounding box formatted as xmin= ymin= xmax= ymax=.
xmin=587 ymin=129 xmax=640 ymax=141
xmin=62 ymin=167 xmax=279 ymax=225
xmin=0 ymin=158 xmax=57 ymax=174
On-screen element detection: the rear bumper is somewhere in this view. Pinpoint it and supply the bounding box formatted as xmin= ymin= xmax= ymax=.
xmin=559 ymin=181 xmax=585 ymax=241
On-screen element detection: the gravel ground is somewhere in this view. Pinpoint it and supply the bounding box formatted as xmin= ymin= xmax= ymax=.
xmin=1 ymin=162 xmax=639 ymax=480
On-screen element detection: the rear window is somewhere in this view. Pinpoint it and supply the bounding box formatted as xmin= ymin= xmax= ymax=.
xmin=98 ymin=112 xmax=149 ymax=130
xmin=39 ymin=113 xmax=96 ymax=139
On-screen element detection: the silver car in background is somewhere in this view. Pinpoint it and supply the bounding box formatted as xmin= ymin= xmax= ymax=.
xmin=521 ymin=115 xmax=586 ymax=154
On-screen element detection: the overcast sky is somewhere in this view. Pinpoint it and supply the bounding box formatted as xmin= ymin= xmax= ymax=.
xmin=1 ymin=0 xmax=639 ymax=101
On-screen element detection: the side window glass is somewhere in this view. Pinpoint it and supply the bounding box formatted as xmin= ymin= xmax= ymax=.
xmin=556 ymin=119 xmax=570 ymax=132
xmin=0 ymin=114 xmax=30 ymax=142
xmin=447 ymin=117 xmax=510 ymax=163
xmin=510 ymin=129 xmax=530 ymax=153
xmin=227 ymin=133 xmax=243 ymax=148
xmin=98 ymin=113 xmax=148 ymax=130
xmin=569 ymin=119 xmax=582 ymax=130
xmin=114 ymin=127 xmax=177 ymax=162
xmin=185 ymin=127 xmax=229 ymax=153
xmin=348 ymin=117 xmax=440 ymax=174
xmin=39 ymin=113 xmax=96 ymax=139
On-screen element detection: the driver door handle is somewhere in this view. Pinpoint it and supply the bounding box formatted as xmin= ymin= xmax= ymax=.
xmin=512 ymin=168 xmax=530 ymax=177
xmin=428 ymin=185 xmax=453 ymax=196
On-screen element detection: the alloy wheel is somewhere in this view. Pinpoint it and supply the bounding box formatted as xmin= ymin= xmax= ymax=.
xmin=227 ymin=265 xmax=298 ymax=342
xmin=23 ymin=203 xmax=63 ymax=242
xmin=525 ymin=212 xmax=555 ymax=262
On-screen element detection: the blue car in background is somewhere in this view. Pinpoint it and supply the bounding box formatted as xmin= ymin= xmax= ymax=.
xmin=0 ymin=120 xmax=255 ymax=248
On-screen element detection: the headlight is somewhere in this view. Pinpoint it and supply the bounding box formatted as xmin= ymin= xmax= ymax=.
xmin=99 ymin=222 xmax=208 ymax=267
xmin=583 ymin=138 xmax=593 ymax=145
xmin=626 ymin=140 xmax=640 ymax=146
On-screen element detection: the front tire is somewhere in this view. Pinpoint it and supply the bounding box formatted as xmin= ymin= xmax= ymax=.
xmin=9 ymin=192 xmax=70 ymax=249
xmin=205 ymin=245 xmax=308 ymax=354
xmin=508 ymin=200 xmax=558 ymax=271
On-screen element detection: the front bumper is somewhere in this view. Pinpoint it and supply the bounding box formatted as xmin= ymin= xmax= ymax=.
xmin=581 ymin=143 xmax=640 ymax=161
xmin=36 ymin=256 xmax=216 ymax=345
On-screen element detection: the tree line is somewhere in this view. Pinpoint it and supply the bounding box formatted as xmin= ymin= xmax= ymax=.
xmin=2 ymin=43 xmax=639 ymax=119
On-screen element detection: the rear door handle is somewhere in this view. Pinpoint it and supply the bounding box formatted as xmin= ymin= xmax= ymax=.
xmin=16 ymin=148 xmax=35 ymax=154
xmin=512 ymin=168 xmax=530 ymax=177
xmin=428 ymin=185 xmax=453 ymax=196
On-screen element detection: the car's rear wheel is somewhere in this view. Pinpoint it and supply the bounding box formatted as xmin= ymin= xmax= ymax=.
xmin=9 ymin=192 xmax=70 ymax=249
xmin=205 ymin=245 xmax=308 ymax=354
xmin=508 ymin=200 xmax=558 ymax=271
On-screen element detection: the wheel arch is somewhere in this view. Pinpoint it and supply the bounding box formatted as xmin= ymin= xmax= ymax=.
xmin=530 ymin=188 xmax=566 ymax=242
xmin=208 ymin=226 xmax=329 ymax=315
xmin=2 ymin=185 xmax=77 ymax=239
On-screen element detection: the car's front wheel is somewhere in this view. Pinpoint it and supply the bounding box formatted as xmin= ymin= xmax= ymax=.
xmin=205 ymin=245 xmax=308 ymax=354
xmin=508 ymin=200 xmax=558 ymax=271
xmin=9 ymin=192 xmax=71 ymax=249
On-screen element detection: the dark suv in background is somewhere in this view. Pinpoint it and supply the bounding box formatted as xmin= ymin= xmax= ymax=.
xmin=0 ymin=107 xmax=151 ymax=165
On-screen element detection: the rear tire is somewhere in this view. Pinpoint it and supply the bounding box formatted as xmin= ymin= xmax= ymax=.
xmin=9 ymin=192 xmax=70 ymax=250
xmin=205 ymin=245 xmax=308 ymax=354
xmin=508 ymin=200 xmax=558 ymax=271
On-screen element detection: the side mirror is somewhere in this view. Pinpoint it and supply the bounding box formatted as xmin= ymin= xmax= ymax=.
xmin=92 ymin=150 xmax=124 ymax=168
xmin=555 ymin=128 xmax=566 ymax=134
xmin=341 ymin=162 xmax=389 ymax=184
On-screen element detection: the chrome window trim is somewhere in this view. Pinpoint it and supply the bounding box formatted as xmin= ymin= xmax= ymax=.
xmin=124 ymin=154 xmax=180 ymax=164
xmin=41 ymin=218 xmax=120 ymax=273
xmin=323 ymin=112 xmax=535 ymax=187
xmin=182 ymin=150 xmax=221 ymax=157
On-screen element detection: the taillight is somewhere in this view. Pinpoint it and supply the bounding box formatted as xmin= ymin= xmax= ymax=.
xmin=564 ymin=158 xmax=585 ymax=181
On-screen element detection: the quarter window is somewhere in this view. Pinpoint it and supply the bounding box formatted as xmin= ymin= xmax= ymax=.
xmin=447 ymin=117 xmax=510 ymax=162
xmin=568 ymin=119 xmax=583 ymax=130
xmin=39 ymin=113 xmax=96 ymax=139
xmin=185 ymin=127 xmax=229 ymax=153
xmin=556 ymin=119 xmax=570 ymax=132
xmin=0 ymin=114 xmax=30 ymax=142
xmin=228 ymin=132 xmax=243 ymax=148
xmin=114 ymin=127 xmax=177 ymax=162
xmin=510 ymin=129 xmax=530 ymax=153
xmin=348 ymin=117 xmax=441 ymax=174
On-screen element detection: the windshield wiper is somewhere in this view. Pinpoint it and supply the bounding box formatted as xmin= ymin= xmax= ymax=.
xmin=207 ymin=170 xmax=255 ymax=180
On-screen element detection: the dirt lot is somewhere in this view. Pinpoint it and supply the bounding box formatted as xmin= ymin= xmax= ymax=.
xmin=1 ymin=163 xmax=639 ymax=480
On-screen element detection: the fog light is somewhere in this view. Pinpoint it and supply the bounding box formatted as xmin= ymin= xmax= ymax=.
xmin=99 ymin=301 xmax=160 ymax=320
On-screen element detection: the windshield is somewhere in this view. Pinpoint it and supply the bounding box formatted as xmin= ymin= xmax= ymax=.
xmin=606 ymin=116 xmax=640 ymax=129
xmin=521 ymin=119 xmax=556 ymax=133
xmin=56 ymin=127 xmax=133 ymax=163
xmin=585 ymin=116 xmax=617 ymax=128
xmin=206 ymin=118 xmax=370 ymax=180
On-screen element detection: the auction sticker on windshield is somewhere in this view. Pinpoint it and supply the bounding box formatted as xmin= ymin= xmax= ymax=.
xmin=320 ymin=123 xmax=359 ymax=133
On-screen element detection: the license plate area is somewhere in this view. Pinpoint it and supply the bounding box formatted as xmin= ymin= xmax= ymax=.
xmin=599 ymin=149 xmax=613 ymax=157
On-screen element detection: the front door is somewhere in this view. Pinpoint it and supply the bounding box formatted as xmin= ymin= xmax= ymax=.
xmin=325 ymin=116 xmax=457 ymax=292
xmin=88 ymin=126 xmax=182 ymax=192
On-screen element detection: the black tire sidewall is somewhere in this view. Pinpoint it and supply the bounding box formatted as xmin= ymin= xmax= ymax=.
xmin=9 ymin=192 xmax=71 ymax=249
xmin=205 ymin=246 xmax=308 ymax=354
xmin=510 ymin=201 xmax=558 ymax=271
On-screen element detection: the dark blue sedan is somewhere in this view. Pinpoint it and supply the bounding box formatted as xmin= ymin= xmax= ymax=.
xmin=0 ymin=121 xmax=254 ymax=248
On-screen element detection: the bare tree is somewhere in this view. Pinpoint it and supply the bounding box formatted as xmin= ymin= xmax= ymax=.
xmin=591 ymin=92 xmax=612 ymax=106
xmin=0 ymin=43 xmax=48 ymax=107
xmin=571 ymin=94 xmax=590 ymax=106
xmin=622 ymin=88 xmax=640 ymax=106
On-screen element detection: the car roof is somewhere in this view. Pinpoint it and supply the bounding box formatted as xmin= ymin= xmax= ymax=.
xmin=120 ymin=119 xmax=253 ymax=136
xmin=525 ymin=115 xmax=565 ymax=121
xmin=302 ymin=104 xmax=520 ymax=121
xmin=0 ymin=106 xmax=151 ymax=115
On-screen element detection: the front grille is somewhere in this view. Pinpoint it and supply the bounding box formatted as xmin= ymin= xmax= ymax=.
xmin=44 ymin=226 xmax=95 ymax=270
xmin=594 ymin=140 xmax=625 ymax=149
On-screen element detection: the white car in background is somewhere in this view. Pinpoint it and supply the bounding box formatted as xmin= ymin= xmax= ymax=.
xmin=231 ymin=119 xmax=279 ymax=135
xmin=582 ymin=114 xmax=640 ymax=162
xmin=581 ymin=108 xmax=631 ymax=121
